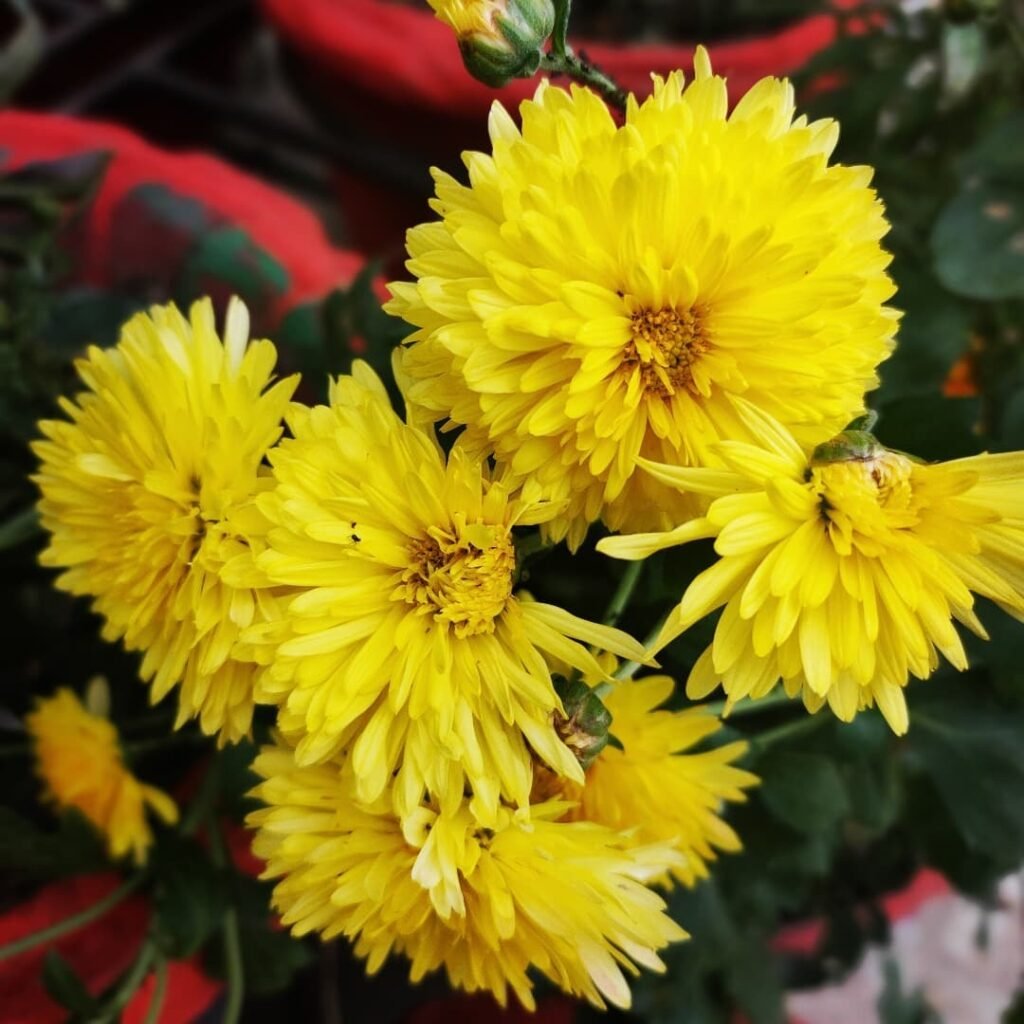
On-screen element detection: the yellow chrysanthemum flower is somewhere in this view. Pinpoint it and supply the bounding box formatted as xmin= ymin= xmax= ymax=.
xmin=248 ymin=741 xmax=686 ymax=1011
xmin=238 ymin=362 xmax=647 ymax=825
xmin=550 ymin=676 xmax=758 ymax=887
xmin=27 ymin=688 xmax=178 ymax=864
xmin=33 ymin=299 xmax=297 ymax=744
xmin=387 ymin=49 xmax=898 ymax=549
xmin=599 ymin=404 xmax=1024 ymax=733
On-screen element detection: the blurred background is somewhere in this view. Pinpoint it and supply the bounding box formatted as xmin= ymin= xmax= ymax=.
xmin=2 ymin=1 xmax=1024 ymax=1023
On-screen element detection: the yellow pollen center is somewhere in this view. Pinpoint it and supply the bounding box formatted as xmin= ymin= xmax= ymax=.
xmin=624 ymin=307 xmax=709 ymax=397
xmin=398 ymin=525 xmax=515 ymax=637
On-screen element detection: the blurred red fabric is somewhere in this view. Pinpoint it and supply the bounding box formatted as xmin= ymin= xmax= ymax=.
xmin=0 ymin=111 xmax=362 ymax=320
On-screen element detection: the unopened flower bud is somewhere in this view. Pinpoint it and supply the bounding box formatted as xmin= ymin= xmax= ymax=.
xmin=429 ymin=0 xmax=556 ymax=88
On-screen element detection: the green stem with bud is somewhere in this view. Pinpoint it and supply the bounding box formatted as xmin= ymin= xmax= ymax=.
xmin=539 ymin=51 xmax=629 ymax=113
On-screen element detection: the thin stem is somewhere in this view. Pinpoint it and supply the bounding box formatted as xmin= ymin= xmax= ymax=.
xmin=103 ymin=939 xmax=157 ymax=1019
xmin=703 ymin=688 xmax=795 ymax=719
xmin=602 ymin=561 xmax=643 ymax=627
xmin=208 ymin=816 xmax=245 ymax=1024
xmin=606 ymin=609 xmax=670 ymax=687
xmin=751 ymin=712 xmax=828 ymax=750
xmin=551 ymin=0 xmax=570 ymax=58
xmin=539 ymin=52 xmax=628 ymax=113
xmin=124 ymin=729 xmax=209 ymax=757
xmin=179 ymin=757 xmax=222 ymax=836
xmin=142 ymin=957 xmax=168 ymax=1024
xmin=0 ymin=873 xmax=145 ymax=961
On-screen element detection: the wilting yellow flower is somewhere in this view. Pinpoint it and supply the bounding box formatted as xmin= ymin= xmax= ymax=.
xmin=238 ymin=362 xmax=646 ymax=825
xmin=599 ymin=404 xmax=1024 ymax=733
xmin=387 ymin=49 xmax=897 ymax=549
xmin=27 ymin=688 xmax=178 ymax=864
xmin=33 ymin=299 xmax=297 ymax=744
xmin=552 ymin=676 xmax=758 ymax=887
xmin=249 ymin=740 xmax=686 ymax=1011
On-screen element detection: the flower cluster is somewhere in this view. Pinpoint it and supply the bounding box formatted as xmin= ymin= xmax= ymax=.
xmin=33 ymin=302 xmax=753 ymax=1001
xmin=33 ymin=43 xmax=1024 ymax=1013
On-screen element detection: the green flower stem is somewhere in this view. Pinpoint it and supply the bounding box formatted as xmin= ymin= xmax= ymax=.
xmin=704 ymin=688 xmax=796 ymax=719
xmin=142 ymin=957 xmax=168 ymax=1024
xmin=0 ymin=873 xmax=145 ymax=962
xmin=123 ymin=730 xmax=210 ymax=758
xmin=180 ymin=757 xmax=224 ymax=836
xmin=208 ymin=815 xmax=245 ymax=1024
xmin=103 ymin=939 xmax=157 ymax=1019
xmin=539 ymin=51 xmax=628 ymax=113
xmin=595 ymin=609 xmax=670 ymax=694
xmin=602 ymin=561 xmax=643 ymax=627
xmin=551 ymin=0 xmax=570 ymax=58
xmin=752 ymin=712 xmax=829 ymax=750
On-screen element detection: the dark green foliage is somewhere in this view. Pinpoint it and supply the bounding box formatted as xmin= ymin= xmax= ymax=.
xmin=877 ymin=958 xmax=944 ymax=1024
xmin=41 ymin=949 xmax=100 ymax=1017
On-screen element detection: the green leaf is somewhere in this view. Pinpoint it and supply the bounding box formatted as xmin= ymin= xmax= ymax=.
xmin=0 ymin=807 xmax=106 ymax=877
xmin=757 ymin=751 xmax=850 ymax=835
xmin=41 ymin=288 xmax=146 ymax=356
xmin=1003 ymin=392 xmax=1024 ymax=449
xmin=906 ymin=685 xmax=1024 ymax=860
xmin=958 ymin=112 xmax=1024 ymax=185
xmin=877 ymin=957 xmax=943 ymax=1024
xmin=877 ymin=263 xmax=972 ymax=401
xmin=42 ymin=949 xmax=99 ymax=1016
xmin=875 ymin=394 xmax=981 ymax=461
xmin=932 ymin=181 xmax=1024 ymax=300
xmin=722 ymin=933 xmax=785 ymax=1024
xmin=0 ymin=505 xmax=37 ymax=549
xmin=151 ymin=834 xmax=228 ymax=957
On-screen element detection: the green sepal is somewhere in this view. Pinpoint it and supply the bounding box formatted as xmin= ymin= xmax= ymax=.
xmin=458 ymin=0 xmax=555 ymax=88
xmin=553 ymin=676 xmax=613 ymax=770
xmin=810 ymin=429 xmax=884 ymax=466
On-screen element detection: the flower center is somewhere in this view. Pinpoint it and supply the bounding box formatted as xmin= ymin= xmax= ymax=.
xmin=397 ymin=524 xmax=515 ymax=636
xmin=812 ymin=452 xmax=919 ymax=547
xmin=624 ymin=306 xmax=710 ymax=397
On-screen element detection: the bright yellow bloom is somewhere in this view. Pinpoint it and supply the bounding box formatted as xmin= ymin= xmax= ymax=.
xmin=239 ymin=362 xmax=647 ymax=826
xmin=427 ymin=0 xmax=532 ymax=38
xmin=33 ymin=299 xmax=297 ymax=744
xmin=27 ymin=688 xmax=178 ymax=864
xmin=599 ymin=404 xmax=1024 ymax=733
xmin=387 ymin=49 xmax=897 ymax=549
xmin=248 ymin=740 xmax=686 ymax=1011
xmin=552 ymin=676 xmax=758 ymax=887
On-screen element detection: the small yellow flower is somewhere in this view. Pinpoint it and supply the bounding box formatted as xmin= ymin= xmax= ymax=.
xmin=27 ymin=688 xmax=178 ymax=864
xmin=239 ymin=362 xmax=648 ymax=826
xmin=388 ymin=49 xmax=898 ymax=549
xmin=248 ymin=739 xmax=686 ymax=1011
xmin=33 ymin=299 xmax=298 ymax=744
xmin=599 ymin=404 xmax=1024 ymax=733
xmin=554 ymin=677 xmax=758 ymax=887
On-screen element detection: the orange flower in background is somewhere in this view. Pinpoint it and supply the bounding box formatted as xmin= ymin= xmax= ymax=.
xmin=27 ymin=688 xmax=178 ymax=864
